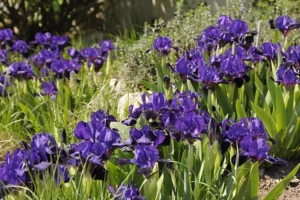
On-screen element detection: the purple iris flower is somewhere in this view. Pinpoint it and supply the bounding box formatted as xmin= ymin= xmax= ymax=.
xmin=197 ymin=26 xmax=222 ymax=51
xmin=74 ymin=120 xmax=121 ymax=147
xmin=68 ymin=47 xmax=80 ymax=58
xmin=186 ymin=48 xmax=206 ymax=66
xmin=240 ymin=136 xmax=269 ymax=161
xmin=247 ymin=118 xmax=267 ymax=138
xmin=32 ymin=49 xmax=59 ymax=68
xmin=6 ymin=62 xmax=35 ymax=80
xmin=51 ymin=35 xmax=70 ymax=51
xmin=152 ymin=36 xmax=173 ymax=55
xmin=218 ymin=15 xmax=232 ymax=30
xmin=0 ymin=149 xmax=29 ymax=186
xmin=41 ymin=82 xmax=58 ymax=100
xmin=10 ymin=40 xmax=28 ymax=57
xmin=30 ymin=133 xmax=57 ymax=161
xmin=108 ymin=184 xmax=145 ymax=200
xmin=0 ymin=49 xmax=7 ymax=64
xmin=286 ymin=45 xmax=300 ymax=67
xmin=50 ymin=59 xmax=75 ymax=78
xmin=133 ymin=144 xmax=160 ymax=175
xmin=119 ymin=144 xmax=159 ymax=176
xmin=246 ymin=45 xmax=265 ymax=63
xmin=270 ymin=15 xmax=300 ymax=37
xmin=276 ymin=65 xmax=300 ymax=89
xmin=74 ymin=110 xmax=120 ymax=147
xmin=220 ymin=54 xmax=252 ymax=83
xmin=127 ymin=125 xmax=165 ymax=147
xmin=72 ymin=141 xmax=109 ymax=165
xmin=195 ymin=65 xmax=224 ymax=90
xmin=74 ymin=121 xmax=94 ymax=141
xmin=220 ymin=20 xmax=249 ymax=43
xmin=54 ymin=165 xmax=70 ymax=185
xmin=223 ymin=45 xmax=247 ymax=59
xmin=261 ymin=42 xmax=282 ymax=60
xmin=99 ymin=40 xmax=115 ymax=52
xmin=32 ymin=32 xmax=52 ymax=48
xmin=175 ymin=112 xmax=205 ymax=141
xmin=174 ymin=57 xmax=194 ymax=82
xmin=0 ymin=28 xmax=14 ymax=48
xmin=125 ymin=92 xmax=168 ymax=121
xmin=228 ymin=20 xmax=249 ymax=36
xmin=80 ymin=47 xmax=106 ymax=72
xmin=148 ymin=92 xmax=168 ymax=110
xmin=91 ymin=109 xmax=117 ymax=128
xmin=222 ymin=118 xmax=249 ymax=142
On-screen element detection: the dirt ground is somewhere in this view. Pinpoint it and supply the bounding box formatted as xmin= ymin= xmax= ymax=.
xmin=259 ymin=159 xmax=300 ymax=200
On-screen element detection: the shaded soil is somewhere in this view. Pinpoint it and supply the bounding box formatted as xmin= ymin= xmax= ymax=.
xmin=259 ymin=159 xmax=300 ymax=200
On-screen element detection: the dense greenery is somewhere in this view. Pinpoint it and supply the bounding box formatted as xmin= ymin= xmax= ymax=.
xmin=1 ymin=1 xmax=300 ymax=200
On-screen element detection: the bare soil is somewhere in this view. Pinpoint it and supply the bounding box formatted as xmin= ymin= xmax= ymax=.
xmin=259 ymin=159 xmax=300 ymax=200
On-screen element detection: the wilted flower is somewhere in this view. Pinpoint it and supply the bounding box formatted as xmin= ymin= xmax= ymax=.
xmin=152 ymin=36 xmax=173 ymax=55
xmin=108 ymin=184 xmax=145 ymax=200
xmin=41 ymin=82 xmax=58 ymax=100
xmin=270 ymin=15 xmax=300 ymax=37
xmin=6 ymin=62 xmax=35 ymax=80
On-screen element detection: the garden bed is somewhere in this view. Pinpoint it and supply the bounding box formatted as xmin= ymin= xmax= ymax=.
xmin=259 ymin=159 xmax=300 ymax=199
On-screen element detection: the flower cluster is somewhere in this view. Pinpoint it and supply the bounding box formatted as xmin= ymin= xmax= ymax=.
xmin=154 ymin=15 xmax=300 ymax=90
xmin=0 ymin=29 xmax=115 ymax=100
xmin=71 ymin=110 xmax=120 ymax=167
xmin=118 ymin=92 xmax=286 ymax=175
xmin=0 ymin=109 xmax=120 ymax=198
xmin=0 ymin=133 xmax=70 ymax=198
xmin=222 ymin=118 xmax=287 ymax=165
xmin=0 ymin=89 xmax=287 ymax=198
